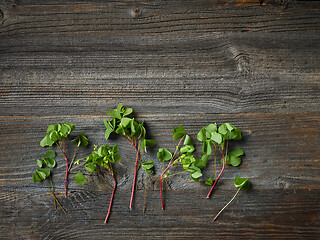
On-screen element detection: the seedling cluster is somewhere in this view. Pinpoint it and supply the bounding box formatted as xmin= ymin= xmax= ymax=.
xmin=33 ymin=104 xmax=250 ymax=223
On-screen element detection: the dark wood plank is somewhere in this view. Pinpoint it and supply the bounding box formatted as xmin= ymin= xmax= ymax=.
xmin=0 ymin=112 xmax=319 ymax=239
xmin=0 ymin=0 xmax=319 ymax=239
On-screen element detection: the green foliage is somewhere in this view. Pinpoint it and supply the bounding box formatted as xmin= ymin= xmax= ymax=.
xmin=172 ymin=125 xmax=186 ymax=140
xmin=224 ymin=149 xmax=244 ymax=167
xmin=104 ymin=103 xmax=154 ymax=152
xmin=40 ymin=122 xmax=75 ymax=147
xmin=71 ymin=133 xmax=89 ymax=147
xmin=141 ymin=160 xmax=154 ymax=174
xmin=158 ymin=126 xmax=203 ymax=182
xmin=75 ymin=173 xmax=87 ymax=185
xmin=79 ymin=144 xmax=121 ymax=175
xmin=157 ymin=148 xmax=173 ymax=162
xmin=205 ymin=177 xmax=214 ymax=186
xmin=234 ymin=176 xmax=250 ymax=191
xmin=37 ymin=150 xmax=56 ymax=168
xmin=33 ymin=168 xmax=50 ymax=182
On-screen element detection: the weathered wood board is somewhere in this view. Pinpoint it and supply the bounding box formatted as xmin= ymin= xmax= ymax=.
xmin=0 ymin=0 xmax=319 ymax=239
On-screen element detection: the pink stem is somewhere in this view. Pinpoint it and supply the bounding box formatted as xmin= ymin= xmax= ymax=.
xmin=206 ymin=149 xmax=225 ymax=199
xmin=63 ymin=151 xmax=69 ymax=197
xmin=160 ymin=164 xmax=171 ymax=210
xmin=129 ymin=140 xmax=139 ymax=210
xmin=104 ymin=174 xmax=117 ymax=223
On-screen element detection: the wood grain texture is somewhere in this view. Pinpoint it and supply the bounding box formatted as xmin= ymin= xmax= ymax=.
xmin=0 ymin=0 xmax=319 ymax=239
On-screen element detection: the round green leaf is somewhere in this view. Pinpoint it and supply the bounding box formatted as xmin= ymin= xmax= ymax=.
xmin=75 ymin=173 xmax=87 ymax=185
xmin=157 ymin=148 xmax=172 ymax=162
xmin=211 ymin=132 xmax=222 ymax=144
xmin=44 ymin=150 xmax=56 ymax=159
xmin=36 ymin=159 xmax=43 ymax=168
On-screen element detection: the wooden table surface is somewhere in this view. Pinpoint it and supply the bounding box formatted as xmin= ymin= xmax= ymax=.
xmin=0 ymin=0 xmax=319 ymax=239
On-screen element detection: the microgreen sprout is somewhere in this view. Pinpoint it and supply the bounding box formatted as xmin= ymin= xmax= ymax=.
xmin=75 ymin=144 xmax=121 ymax=223
xmin=212 ymin=176 xmax=250 ymax=222
xmin=104 ymin=103 xmax=155 ymax=210
xmin=40 ymin=122 xmax=89 ymax=197
xmin=158 ymin=125 xmax=207 ymax=210
xmin=198 ymin=123 xmax=243 ymax=198
xmin=33 ymin=150 xmax=67 ymax=214
xmin=141 ymin=160 xmax=154 ymax=214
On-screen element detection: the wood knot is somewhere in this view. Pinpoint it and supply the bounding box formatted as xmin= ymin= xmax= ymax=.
xmin=130 ymin=7 xmax=141 ymax=18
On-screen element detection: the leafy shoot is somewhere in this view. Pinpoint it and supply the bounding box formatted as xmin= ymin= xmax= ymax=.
xmin=212 ymin=177 xmax=250 ymax=222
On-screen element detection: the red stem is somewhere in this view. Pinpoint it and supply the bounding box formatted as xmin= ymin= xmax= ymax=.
xmin=160 ymin=164 xmax=172 ymax=210
xmin=62 ymin=150 xmax=69 ymax=197
xmin=206 ymin=149 xmax=226 ymax=199
xmin=129 ymin=139 xmax=139 ymax=210
xmin=104 ymin=174 xmax=117 ymax=223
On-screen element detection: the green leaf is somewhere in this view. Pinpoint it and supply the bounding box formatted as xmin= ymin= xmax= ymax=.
xmin=105 ymin=124 xmax=114 ymax=140
xmin=173 ymin=125 xmax=185 ymax=140
xmin=120 ymin=117 xmax=132 ymax=127
xmin=218 ymin=124 xmax=228 ymax=135
xmin=112 ymin=144 xmax=119 ymax=153
xmin=49 ymin=130 xmax=60 ymax=142
xmin=40 ymin=135 xmax=55 ymax=147
xmin=142 ymin=160 xmax=154 ymax=174
xmin=230 ymin=149 xmax=244 ymax=157
xmin=107 ymin=103 xmax=122 ymax=119
xmin=72 ymin=133 xmax=89 ymax=147
xmin=85 ymin=162 xmax=97 ymax=173
xmin=141 ymin=139 xmax=156 ymax=151
xmin=203 ymin=139 xmax=212 ymax=155
xmin=197 ymin=128 xmax=206 ymax=142
xmin=98 ymin=145 xmax=109 ymax=157
xmin=183 ymin=135 xmax=193 ymax=146
xmin=44 ymin=158 xmax=56 ymax=168
xmin=225 ymin=123 xmax=235 ymax=131
xmin=205 ymin=177 xmax=214 ymax=186
xmin=36 ymin=159 xmax=43 ymax=168
xmin=194 ymin=154 xmax=210 ymax=169
xmin=191 ymin=171 xmax=202 ymax=179
xmin=211 ymin=132 xmax=222 ymax=144
xmin=33 ymin=169 xmax=50 ymax=182
xmin=230 ymin=156 xmax=241 ymax=166
xmin=164 ymin=171 xmax=170 ymax=178
xmin=112 ymin=153 xmax=121 ymax=162
xmin=123 ymin=107 xmax=133 ymax=116
xmin=157 ymin=148 xmax=173 ymax=162
xmin=234 ymin=177 xmax=250 ymax=191
xmin=205 ymin=123 xmax=217 ymax=133
xmin=63 ymin=122 xmax=75 ymax=132
xmin=75 ymin=173 xmax=87 ymax=185
xmin=44 ymin=150 xmax=55 ymax=159
xmin=180 ymin=145 xmax=195 ymax=154
xmin=130 ymin=120 xmax=139 ymax=137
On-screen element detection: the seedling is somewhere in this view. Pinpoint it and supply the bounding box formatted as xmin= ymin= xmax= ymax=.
xmin=198 ymin=123 xmax=244 ymax=198
xmin=40 ymin=122 xmax=89 ymax=196
xmin=74 ymin=144 xmax=121 ymax=223
xmin=212 ymin=176 xmax=250 ymax=222
xmin=104 ymin=103 xmax=155 ymax=210
xmin=158 ymin=125 xmax=207 ymax=210
xmin=33 ymin=150 xmax=67 ymax=214
xmin=141 ymin=160 xmax=154 ymax=214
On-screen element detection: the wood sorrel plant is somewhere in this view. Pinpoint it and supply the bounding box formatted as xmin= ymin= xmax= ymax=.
xmin=212 ymin=176 xmax=250 ymax=222
xmin=33 ymin=150 xmax=67 ymax=214
xmin=158 ymin=125 xmax=208 ymax=210
xmin=104 ymin=103 xmax=155 ymax=210
xmin=40 ymin=122 xmax=89 ymax=197
xmin=197 ymin=123 xmax=244 ymax=199
xmin=74 ymin=144 xmax=121 ymax=223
